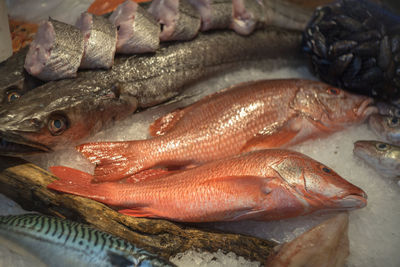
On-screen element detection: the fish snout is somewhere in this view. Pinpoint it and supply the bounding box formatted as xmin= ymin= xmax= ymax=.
xmin=335 ymin=190 xmax=368 ymax=210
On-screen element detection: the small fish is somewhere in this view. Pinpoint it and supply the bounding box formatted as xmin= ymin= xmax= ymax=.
xmin=76 ymin=12 xmax=117 ymax=69
xmin=369 ymin=114 xmax=400 ymax=145
xmin=77 ymin=79 xmax=377 ymax=182
xmin=48 ymin=149 xmax=367 ymax=222
xmin=24 ymin=19 xmax=84 ymax=81
xmin=353 ymin=140 xmax=400 ymax=178
xmin=0 ymin=29 xmax=302 ymax=156
xmin=268 ymin=213 xmax=349 ymax=267
xmin=0 ymin=214 xmax=175 ymax=267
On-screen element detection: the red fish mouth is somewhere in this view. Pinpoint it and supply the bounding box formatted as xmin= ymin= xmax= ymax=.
xmin=356 ymin=98 xmax=378 ymax=119
xmin=335 ymin=191 xmax=368 ymax=210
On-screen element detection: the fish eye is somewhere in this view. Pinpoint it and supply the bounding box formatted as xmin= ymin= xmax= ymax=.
xmin=375 ymin=143 xmax=389 ymax=151
xmin=48 ymin=114 xmax=68 ymax=136
xmin=6 ymin=91 xmax=21 ymax=103
xmin=327 ymin=88 xmax=340 ymax=95
xmin=320 ymin=165 xmax=332 ymax=174
xmin=388 ymin=117 xmax=399 ymax=127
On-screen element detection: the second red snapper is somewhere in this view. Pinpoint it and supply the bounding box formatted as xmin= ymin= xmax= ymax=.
xmin=78 ymin=79 xmax=377 ymax=182
xmin=48 ymin=149 xmax=367 ymax=223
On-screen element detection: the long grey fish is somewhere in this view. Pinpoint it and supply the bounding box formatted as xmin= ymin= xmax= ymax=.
xmin=0 ymin=28 xmax=303 ymax=156
xmin=0 ymin=214 xmax=175 ymax=267
xmin=0 ymin=47 xmax=43 ymax=107
xmin=353 ymin=140 xmax=400 ymax=178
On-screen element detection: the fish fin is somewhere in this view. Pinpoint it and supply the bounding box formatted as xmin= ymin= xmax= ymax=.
xmin=48 ymin=166 xmax=111 ymax=203
xmin=124 ymin=168 xmax=175 ymax=183
xmin=149 ymin=108 xmax=186 ymax=137
xmin=76 ymin=141 xmax=140 ymax=182
xmin=241 ymin=129 xmax=299 ymax=152
xmin=118 ymin=207 xmax=162 ymax=218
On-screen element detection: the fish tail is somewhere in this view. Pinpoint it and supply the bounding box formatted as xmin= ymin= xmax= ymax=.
xmin=48 ymin=166 xmax=116 ymax=204
xmin=76 ymin=141 xmax=145 ymax=182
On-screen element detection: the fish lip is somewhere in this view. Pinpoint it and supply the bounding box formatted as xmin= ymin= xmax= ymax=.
xmin=335 ymin=192 xmax=368 ymax=210
xmin=0 ymin=134 xmax=51 ymax=156
xmin=356 ymin=98 xmax=378 ymax=119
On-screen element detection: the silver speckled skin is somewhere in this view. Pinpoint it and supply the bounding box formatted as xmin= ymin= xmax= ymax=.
xmin=0 ymin=28 xmax=302 ymax=154
xmin=170 ymin=0 xmax=201 ymax=41
xmin=110 ymin=1 xmax=160 ymax=54
xmin=354 ymin=140 xmax=400 ymax=178
xmin=199 ymin=0 xmax=233 ymax=31
xmin=77 ymin=13 xmax=117 ymax=69
xmin=28 ymin=19 xmax=84 ymax=81
xmin=0 ymin=214 xmax=175 ymax=267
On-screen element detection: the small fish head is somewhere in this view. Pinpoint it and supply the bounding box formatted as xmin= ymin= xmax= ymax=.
xmin=0 ymin=80 xmax=138 ymax=156
xmin=369 ymin=114 xmax=400 ymax=144
xmin=272 ymin=151 xmax=367 ymax=212
xmin=292 ymin=80 xmax=377 ymax=131
xmin=353 ymin=140 xmax=400 ymax=177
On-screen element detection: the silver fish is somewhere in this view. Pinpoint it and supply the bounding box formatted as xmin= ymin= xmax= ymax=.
xmin=369 ymin=114 xmax=400 ymax=145
xmin=0 ymin=29 xmax=302 ymax=156
xmin=354 ymin=140 xmax=400 ymax=178
xmin=0 ymin=214 xmax=175 ymax=267
xmin=76 ymin=12 xmax=117 ymax=69
xmin=24 ymin=18 xmax=84 ymax=81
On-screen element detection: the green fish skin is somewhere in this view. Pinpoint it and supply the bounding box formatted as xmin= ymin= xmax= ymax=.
xmin=0 ymin=214 xmax=175 ymax=267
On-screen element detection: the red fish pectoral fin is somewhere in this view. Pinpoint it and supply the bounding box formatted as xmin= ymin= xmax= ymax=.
xmin=241 ymin=129 xmax=299 ymax=152
xmin=118 ymin=207 xmax=162 ymax=219
xmin=50 ymin=166 xmax=93 ymax=182
xmin=149 ymin=108 xmax=187 ymax=137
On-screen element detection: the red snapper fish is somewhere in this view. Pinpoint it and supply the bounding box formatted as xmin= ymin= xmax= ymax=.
xmin=48 ymin=149 xmax=367 ymax=223
xmin=77 ymin=79 xmax=377 ymax=182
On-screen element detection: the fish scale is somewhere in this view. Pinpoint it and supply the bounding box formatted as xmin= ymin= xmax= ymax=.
xmin=0 ymin=214 xmax=175 ymax=267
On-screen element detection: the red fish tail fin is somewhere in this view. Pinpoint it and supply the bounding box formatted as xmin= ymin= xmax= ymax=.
xmin=48 ymin=166 xmax=115 ymax=204
xmin=76 ymin=141 xmax=146 ymax=182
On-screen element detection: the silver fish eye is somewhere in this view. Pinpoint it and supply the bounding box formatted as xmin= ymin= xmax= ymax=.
xmin=376 ymin=143 xmax=389 ymax=151
xmin=388 ymin=117 xmax=399 ymax=127
xmin=48 ymin=114 xmax=69 ymax=136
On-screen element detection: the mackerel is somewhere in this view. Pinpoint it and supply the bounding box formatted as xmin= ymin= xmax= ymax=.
xmin=0 ymin=214 xmax=174 ymax=267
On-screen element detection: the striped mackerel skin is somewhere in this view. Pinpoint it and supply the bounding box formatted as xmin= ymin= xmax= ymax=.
xmin=0 ymin=214 xmax=174 ymax=267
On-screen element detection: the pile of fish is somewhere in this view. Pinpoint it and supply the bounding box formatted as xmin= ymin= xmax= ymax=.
xmin=23 ymin=0 xmax=312 ymax=81
xmin=0 ymin=0 xmax=393 ymax=266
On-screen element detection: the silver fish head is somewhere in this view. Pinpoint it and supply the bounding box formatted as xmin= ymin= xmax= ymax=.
xmin=376 ymin=102 xmax=400 ymax=117
xmin=369 ymin=114 xmax=400 ymax=145
xmin=272 ymin=151 xmax=367 ymax=212
xmin=292 ymin=80 xmax=378 ymax=130
xmin=0 ymin=47 xmax=43 ymax=106
xmin=0 ymin=80 xmax=138 ymax=156
xmin=353 ymin=140 xmax=400 ymax=178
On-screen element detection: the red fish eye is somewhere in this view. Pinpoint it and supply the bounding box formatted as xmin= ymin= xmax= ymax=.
xmin=327 ymin=88 xmax=340 ymax=95
xmin=7 ymin=91 xmax=20 ymax=103
xmin=320 ymin=165 xmax=332 ymax=174
xmin=48 ymin=114 xmax=68 ymax=136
